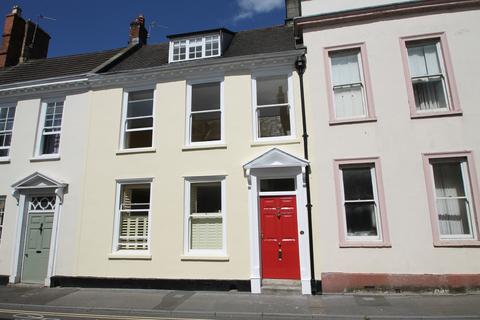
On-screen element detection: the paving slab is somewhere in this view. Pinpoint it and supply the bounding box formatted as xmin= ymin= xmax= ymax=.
xmin=0 ymin=287 xmax=78 ymax=305
xmin=47 ymin=288 xmax=170 ymax=310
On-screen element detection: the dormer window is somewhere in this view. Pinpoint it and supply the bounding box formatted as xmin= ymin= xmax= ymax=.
xmin=168 ymin=29 xmax=233 ymax=63
xmin=170 ymin=35 xmax=221 ymax=62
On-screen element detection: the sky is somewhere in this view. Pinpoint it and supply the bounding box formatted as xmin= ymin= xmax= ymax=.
xmin=3 ymin=0 xmax=286 ymax=57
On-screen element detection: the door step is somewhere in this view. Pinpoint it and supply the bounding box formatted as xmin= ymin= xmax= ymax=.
xmin=261 ymin=279 xmax=302 ymax=295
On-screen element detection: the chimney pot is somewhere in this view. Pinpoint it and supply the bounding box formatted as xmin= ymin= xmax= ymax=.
xmin=11 ymin=5 xmax=22 ymax=16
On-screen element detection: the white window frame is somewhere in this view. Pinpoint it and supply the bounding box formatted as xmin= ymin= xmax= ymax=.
xmin=169 ymin=34 xmax=221 ymax=63
xmin=0 ymin=104 xmax=16 ymax=159
xmin=185 ymin=77 xmax=225 ymax=147
xmin=0 ymin=195 xmax=5 ymax=243
xmin=430 ymin=159 xmax=476 ymax=240
xmin=251 ymin=70 xmax=296 ymax=142
xmin=112 ymin=178 xmax=153 ymax=255
xmin=183 ymin=176 xmax=227 ymax=257
xmin=34 ymin=98 xmax=65 ymax=158
xmin=406 ymin=39 xmax=451 ymax=113
xmin=328 ymin=49 xmax=368 ymax=120
xmin=119 ymin=87 xmax=156 ymax=151
xmin=339 ymin=164 xmax=383 ymax=242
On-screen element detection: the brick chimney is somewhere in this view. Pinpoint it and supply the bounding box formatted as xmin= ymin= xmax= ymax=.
xmin=0 ymin=6 xmax=50 ymax=68
xmin=129 ymin=14 xmax=148 ymax=46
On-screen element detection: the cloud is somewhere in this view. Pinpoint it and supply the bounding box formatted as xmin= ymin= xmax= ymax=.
xmin=234 ymin=0 xmax=284 ymax=21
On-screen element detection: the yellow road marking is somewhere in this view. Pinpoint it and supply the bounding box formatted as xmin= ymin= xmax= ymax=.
xmin=0 ymin=308 xmax=206 ymax=320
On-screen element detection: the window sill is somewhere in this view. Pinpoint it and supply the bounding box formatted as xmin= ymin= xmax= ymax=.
xmin=180 ymin=255 xmax=230 ymax=261
xmin=182 ymin=144 xmax=227 ymax=151
xmin=251 ymin=138 xmax=300 ymax=147
xmin=108 ymin=253 xmax=152 ymax=260
xmin=116 ymin=147 xmax=156 ymax=155
xmin=0 ymin=158 xmax=11 ymax=164
xmin=411 ymin=110 xmax=462 ymax=119
xmin=433 ymin=239 xmax=480 ymax=247
xmin=339 ymin=241 xmax=391 ymax=248
xmin=329 ymin=117 xmax=377 ymax=126
xmin=30 ymin=155 xmax=61 ymax=162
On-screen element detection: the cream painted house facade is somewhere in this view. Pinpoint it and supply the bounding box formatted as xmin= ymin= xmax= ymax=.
xmin=297 ymin=0 xmax=480 ymax=292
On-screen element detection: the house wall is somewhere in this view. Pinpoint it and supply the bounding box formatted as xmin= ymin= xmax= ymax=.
xmin=0 ymin=92 xmax=91 ymax=278
xmin=75 ymin=70 xmax=305 ymax=281
xmin=302 ymin=8 xmax=480 ymax=291
xmin=301 ymin=0 xmax=410 ymax=16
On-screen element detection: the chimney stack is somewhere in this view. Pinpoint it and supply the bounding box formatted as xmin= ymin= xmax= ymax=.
xmin=129 ymin=14 xmax=148 ymax=46
xmin=0 ymin=6 xmax=51 ymax=69
xmin=285 ymin=0 xmax=301 ymax=24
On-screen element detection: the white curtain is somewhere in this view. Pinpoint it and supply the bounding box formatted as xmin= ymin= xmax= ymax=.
xmin=331 ymin=52 xmax=365 ymax=118
xmin=433 ymin=162 xmax=471 ymax=236
xmin=408 ymin=43 xmax=448 ymax=111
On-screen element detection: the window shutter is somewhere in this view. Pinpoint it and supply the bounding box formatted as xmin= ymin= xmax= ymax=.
xmin=190 ymin=216 xmax=222 ymax=250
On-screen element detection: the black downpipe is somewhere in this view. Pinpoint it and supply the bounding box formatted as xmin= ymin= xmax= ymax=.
xmin=295 ymin=54 xmax=317 ymax=294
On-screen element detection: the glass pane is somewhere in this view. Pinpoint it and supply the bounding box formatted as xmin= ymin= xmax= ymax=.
xmin=413 ymin=78 xmax=448 ymax=111
xmin=191 ymin=111 xmax=221 ymax=142
xmin=191 ymin=182 xmax=221 ymax=213
xmin=345 ymin=202 xmax=378 ymax=237
xmin=256 ymin=76 xmax=288 ymax=106
xmin=41 ymin=134 xmax=60 ymax=155
xmin=190 ymin=217 xmax=222 ymax=250
xmin=0 ymin=133 xmax=11 ymax=147
xmin=128 ymin=90 xmax=153 ymax=102
xmin=126 ymin=118 xmax=153 ymax=130
xmin=437 ymin=198 xmax=471 ymax=236
xmin=127 ymin=100 xmax=153 ymax=118
xmin=260 ymin=179 xmax=295 ymax=192
xmin=192 ymin=82 xmax=220 ymax=112
xmin=433 ymin=161 xmax=466 ymax=198
xmin=331 ymin=50 xmax=361 ymax=86
xmin=124 ymin=130 xmax=152 ymax=149
xmin=258 ymin=105 xmax=291 ymax=138
xmin=333 ymin=86 xmax=365 ymax=118
xmin=0 ymin=149 xmax=8 ymax=157
xmin=121 ymin=184 xmax=150 ymax=209
xmin=342 ymin=167 xmax=374 ymax=200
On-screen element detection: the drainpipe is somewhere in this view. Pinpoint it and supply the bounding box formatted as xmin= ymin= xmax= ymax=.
xmin=295 ymin=54 xmax=317 ymax=295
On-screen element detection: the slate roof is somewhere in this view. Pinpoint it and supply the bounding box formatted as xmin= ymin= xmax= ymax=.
xmin=108 ymin=25 xmax=295 ymax=73
xmin=0 ymin=48 xmax=123 ymax=86
xmin=0 ymin=25 xmax=295 ymax=86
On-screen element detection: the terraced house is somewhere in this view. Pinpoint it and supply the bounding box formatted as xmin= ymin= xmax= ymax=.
xmin=0 ymin=0 xmax=479 ymax=295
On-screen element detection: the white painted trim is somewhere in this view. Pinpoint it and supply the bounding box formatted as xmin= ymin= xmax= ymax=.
xmin=0 ymin=78 xmax=88 ymax=93
xmin=244 ymin=159 xmax=311 ymax=295
xmin=9 ymin=193 xmax=26 ymax=283
xmin=183 ymin=175 xmax=227 ymax=257
xmin=185 ymin=77 xmax=225 ymax=147
xmin=34 ymin=98 xmax=65 ymax=158
xmin=112 ymin=179 xmax=153 ymax=255
xmin=119 ymin=87 xmax=156 ymax=151
xmin=251 ymin=70 xmax=297 ymax=143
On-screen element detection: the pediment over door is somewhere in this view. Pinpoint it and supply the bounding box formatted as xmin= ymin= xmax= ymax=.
xmin=11 ymin=172 xmax=68 ymax=203
xmin=243 ymin=148 xmax=309 ymax=170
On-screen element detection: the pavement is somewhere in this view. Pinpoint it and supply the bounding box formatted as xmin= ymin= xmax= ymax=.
xmin=0 ymin=286 xmax=479 ymax=319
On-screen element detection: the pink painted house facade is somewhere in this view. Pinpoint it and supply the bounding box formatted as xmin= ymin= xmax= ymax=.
xmin=297 ymin=0 xmax=480 ymax=293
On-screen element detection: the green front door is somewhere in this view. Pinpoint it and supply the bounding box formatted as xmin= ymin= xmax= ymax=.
xmin=22 ymin=212 xmax=54 ymax=284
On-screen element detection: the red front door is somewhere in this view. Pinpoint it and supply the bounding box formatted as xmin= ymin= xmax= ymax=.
xmin=260 ymin=196 xmax=300 ymax=280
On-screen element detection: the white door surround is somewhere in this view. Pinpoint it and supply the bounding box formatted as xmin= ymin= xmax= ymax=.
xmin=244 ymin=148 xmax=312 ymax=294
xmin=10 ymin=172 xmax=67 ymax=286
